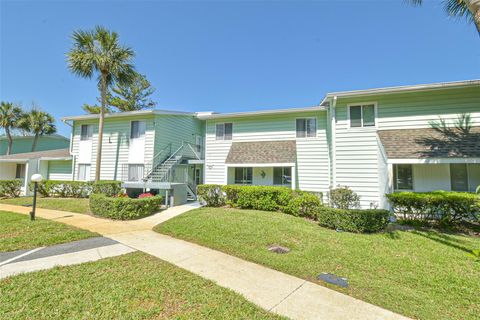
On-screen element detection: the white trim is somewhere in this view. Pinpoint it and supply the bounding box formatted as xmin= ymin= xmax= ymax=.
xmin=330 ymin=96 xmax=337 ymax=187
xmin=62 ymin=109 xmax=194 ymax=121
xmin=388 ymin=158 xmax=480 ymax=164
xmin=347 ymin=102 xmax=378 ymax=129
xmin=198 ymin=106 xmax=327 ymax=120
xmin=0 ymin=159 xmax=28 ymax=163
xmin=325 ymin=79 xmax=480 ymax=98
xmin=38 ymin=157 xmax=72 ymax=161
xmin=226 ymin=163 xmax=295 ymax=167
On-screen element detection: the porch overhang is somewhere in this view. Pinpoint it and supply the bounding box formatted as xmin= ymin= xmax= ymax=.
xmin=378 ymin=127 xmax=480 ymax=165
xmin=225 ymin=140 xmax=297 ymax=165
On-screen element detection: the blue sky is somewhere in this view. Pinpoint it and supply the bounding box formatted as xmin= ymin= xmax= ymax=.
xmin=1 ymin=0 xmax=479 ymax=136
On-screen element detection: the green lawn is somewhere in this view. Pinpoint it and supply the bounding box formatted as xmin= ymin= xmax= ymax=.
xmin=0 ymin=252 xmax=283 ymax=320
xmin=0 ymin=210 xmax=97 ymax=252
xmin=155 ymin=207 xmax=480 ymax=320
xmin=0 ymin=196 xmax=90 ymax=214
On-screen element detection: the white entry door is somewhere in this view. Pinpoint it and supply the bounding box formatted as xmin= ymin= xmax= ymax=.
xmin=128 ymin=121 xmax=146 ymax=164
xmin=79 ymin=124 xmax=93 ymax=164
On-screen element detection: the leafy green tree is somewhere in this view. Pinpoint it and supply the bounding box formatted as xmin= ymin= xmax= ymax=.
xmin=19 ymin=109 xmax=56 ymax=152
xmin=109 ymin=73 xmax=156 ymax=112
xmin=408 ymin=0 xmax=480 ymax=36
xmin=67 ymin=26 xmax=136 ymax=181
xmin=0 ymin=102 xmax=23 ymax=155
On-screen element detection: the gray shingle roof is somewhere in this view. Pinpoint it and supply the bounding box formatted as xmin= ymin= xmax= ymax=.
xmin=378 ymin=127 xmax=480 ymax=159
xmin=0 ymin=148 xmax=71 ymax=160
xmin=226 ymin=141 xmax=297 ymax=164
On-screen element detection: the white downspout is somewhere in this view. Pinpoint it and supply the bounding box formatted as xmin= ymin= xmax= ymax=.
xmin=330 ymin=96 xmax=337 ymax=188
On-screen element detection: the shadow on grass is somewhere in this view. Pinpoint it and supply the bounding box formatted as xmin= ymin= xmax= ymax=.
xmin=410 ymin=230 xmax=473 ymax=254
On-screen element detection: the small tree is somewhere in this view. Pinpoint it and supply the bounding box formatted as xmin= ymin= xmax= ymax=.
xmin=19 ymin=109 xmax=56 ymax=152
xmin=328 ymin=185 xmax=361 ymax=209
xmin=0 ymin=102 xmax=23 ymax=155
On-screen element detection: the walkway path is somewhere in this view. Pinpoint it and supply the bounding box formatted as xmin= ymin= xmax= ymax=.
xmin=0 ymin=237 xmax=134 ymax=279
xmin=0 ymin=203 xmax=409 ymax=320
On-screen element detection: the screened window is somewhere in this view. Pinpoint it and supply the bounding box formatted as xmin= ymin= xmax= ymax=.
xmin=130 ymin=121 xmax=146 ymax=139
xmin=80 ymin=124 xmax=93 ymax=141
xmin=349 ymin=104 xmax=376 ymax=128
xmin=296 ymin=118 xmax=316 ymax=138
xmin=393 ymin=164 xmax=413 ymax=190
xmin=234 ymin=167 xmax=252 ymax=184
xmin=273 ymin=167 xmax=292 ymax=186
xmin=15 ymin=163 xmax=26 ymax=179
xmin=77 ymin=164 xmax=91 ymax=181
xmin=128 ymin=164 xmax=144 ymax=181
xmin=216 ymin=123 xmax=232 ymax=140
xmin=450 ymin=164 xmax=469 ymax=191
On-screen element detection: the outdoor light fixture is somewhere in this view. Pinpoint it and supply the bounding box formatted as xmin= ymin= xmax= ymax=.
xmin=30 ymin=174 xmax=43 ymax=221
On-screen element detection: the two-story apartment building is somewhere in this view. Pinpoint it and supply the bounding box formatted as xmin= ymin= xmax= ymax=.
xmin=200 ymin=80 xmax=480 ymax=208
xmin=3 ymin=80 xmax=477 ymax=207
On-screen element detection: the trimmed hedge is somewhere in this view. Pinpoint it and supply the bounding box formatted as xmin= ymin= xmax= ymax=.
xmin=197 ymin=184 xmax=226 ymax=207
xmin=31 ymin=180 xmax=122 ymax=198
xmin=282 ymin=192 xmax=322 ymax=219
xmin=317 ymin=207 xmax=390 ymax=233
xmin=386 ymin=191 xmax=480 ymax=223
xmin=89 ymin=193 xmax=163 ymax=220
xmin=0 ymin=180 xmax=22 ymax=198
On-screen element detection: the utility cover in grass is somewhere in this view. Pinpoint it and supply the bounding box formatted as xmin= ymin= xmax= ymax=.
xmin=317 ymin=273 xmax=348 ymax=288
xmin=267 ymin=244 xmax=290 ymax=254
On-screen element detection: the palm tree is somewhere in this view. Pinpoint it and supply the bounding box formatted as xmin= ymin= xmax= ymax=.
xmin=67 ymin=26 xmax=136 ymax=181
xmin=0 ymin=102 xmax=23 ymax=155
xmin=19 ymin=109 xmax=56 ymax=152
xmin=408 ymin=0 xmax=480 ymax=36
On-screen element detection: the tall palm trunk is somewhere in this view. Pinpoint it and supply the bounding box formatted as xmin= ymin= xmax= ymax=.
xmin=95 ymin=72 xmax=107 ymax=181
xmin=31 ymin=134 xmax=39 ymax=152
xmin=5 ymin=126 xmax=13 ymax=155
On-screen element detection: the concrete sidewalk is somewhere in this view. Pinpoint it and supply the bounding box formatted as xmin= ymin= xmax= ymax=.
xmin=0 ymin=237 xmax=134 ymax=279
xmin=0 ymin=203 xmax=409 ymax=320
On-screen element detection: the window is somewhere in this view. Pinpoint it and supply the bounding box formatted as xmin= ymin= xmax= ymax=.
xmin=296 ymin=118 xmax=316 ymax=138
xmin=273 ymin=167 xmax=292 ymax=186
xmin=216 ymin=123 xmax=232 ymax=140
xmin=77 ymin=164 xmax=91 ymax=181
xmin=130 ymin=121 xmax=146 ymax=139
xmin=349 ymin=104 xmax=376 ymax=128
xmin=128 ymin=164 xmax=144 ymax=181
xmin=450 ymin=164 xmax=468 ymax=191
xmin=393 ymin=164 xmax=413 ymax=190
xmin=15 ymin=164 xmax=26 ymax=179
xmin=234 ymin=167 xmax=252 ymax=184
xmin=80 ymin=124 xmax=93 ymax=141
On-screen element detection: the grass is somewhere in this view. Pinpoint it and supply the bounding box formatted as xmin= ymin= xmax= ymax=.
xmin=0 ymin=252 xmax=283 ymax=320
xmin=156 ymin=207 xmax=480 ymax=320
xmin=0 ymin=210 xmax=97 ymax=252
xmin=0 ymin=196 xmax=90 ymax=214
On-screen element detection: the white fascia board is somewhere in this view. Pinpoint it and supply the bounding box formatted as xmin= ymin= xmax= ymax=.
xmin=0 ymin=159 xmax=28 ymax=163
xmin=325 ymin=79 xmax=480 ymax=99
xmin=388 ymin=158 xmax=480 ymax=164
xmin=62 ymin=109 xmax=195 ymax=121
xmin=197 ymin=106 xmax=327 ymax=120
xmin=39 ymin=157 xmax=73 ymax=161
xmin=226 ymin=163 xmax=295 ymax=167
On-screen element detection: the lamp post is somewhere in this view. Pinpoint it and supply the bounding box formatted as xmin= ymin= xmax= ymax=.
xmin=30 ymin=174 xmax=43 ymax=221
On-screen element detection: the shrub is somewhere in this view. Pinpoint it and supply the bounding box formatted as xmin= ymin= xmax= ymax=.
xmin=30 ymin=180 xmax=122 ymax=198
xmin=197 ymin=184 xmax=226 ymax=207
xmin=317 ymin=207 xmax=390 ymax=233
xmin=138 ymin=192 xmax=154 ymax=199
xmin=328 ymin=186 xmax=360 ymax=209
xmin=386 ymin=191 xmax=480 ymax=223
xmin=91 ymin=181 xmax=122 ymax=197
xmin=234 ymin=186 xmax=293 ymax=211
xmin=89 ymin=193 xmax=163 ymax=220
xmin=283 ymin=192 xmax=322 ymax=219
xmin=0 ymin=180 xmax=22 ymax=198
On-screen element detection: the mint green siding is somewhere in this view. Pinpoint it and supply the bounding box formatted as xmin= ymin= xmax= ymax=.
xmin=332 ymin=86 xmax=480 ymax=208
xmin=47 ymin=160 xmax=73 ymax=180
xmin=204 ymin=111 xmax=330 ymax=194
xmin=154 ymin=114 xmax=204 ymax=156
xmin=0 ymin=136 xmax=69 ymax=155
